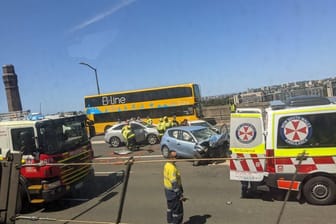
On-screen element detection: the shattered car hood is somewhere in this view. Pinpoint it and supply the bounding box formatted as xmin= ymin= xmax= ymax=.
xmin=199 ymin=133 xmax=229 ymax=148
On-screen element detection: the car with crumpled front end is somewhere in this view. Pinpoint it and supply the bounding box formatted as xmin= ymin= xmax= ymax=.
xmin=160 ymin=125 xmax=230 ymax=165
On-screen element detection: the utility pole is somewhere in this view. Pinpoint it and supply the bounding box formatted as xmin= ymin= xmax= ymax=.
xmin=79 ymin=62 xmax=101 ymax=95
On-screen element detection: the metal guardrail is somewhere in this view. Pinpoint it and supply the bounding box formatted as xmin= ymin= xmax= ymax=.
xmin=0 ymin=111 xmax=30 ymax=121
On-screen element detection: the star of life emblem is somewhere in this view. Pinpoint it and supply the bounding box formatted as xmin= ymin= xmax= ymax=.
xmin=280 ymin=116 xmax=312 ymax=145
xmin=236 ymin=123 xmax=257 ymax=144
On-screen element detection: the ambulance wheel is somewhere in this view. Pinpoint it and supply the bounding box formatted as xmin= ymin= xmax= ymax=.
xmin=147 ymin=134 xmax=158 ymax=145
xmin=303 ymin=176 xmax=336 ymax=205
xmin=109 ymin=136 xmax=121 ymax=148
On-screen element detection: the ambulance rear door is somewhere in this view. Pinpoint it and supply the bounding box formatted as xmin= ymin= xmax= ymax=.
xmin=229 ymin=108 xmax=267 ymax=182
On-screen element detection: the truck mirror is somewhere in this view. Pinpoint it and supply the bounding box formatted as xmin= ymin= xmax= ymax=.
xmin=89 ymin=126 xmax=96 ymax=138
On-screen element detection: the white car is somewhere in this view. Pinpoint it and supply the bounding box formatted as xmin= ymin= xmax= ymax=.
xmin=104 ymin=121 xmax=159 ymax=147
xmin=188 ymin=120 xmax=220 ymax=133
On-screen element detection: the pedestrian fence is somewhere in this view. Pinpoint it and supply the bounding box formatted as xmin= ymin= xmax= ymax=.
xmin=1 ymin=151 xmax=312 ymax=224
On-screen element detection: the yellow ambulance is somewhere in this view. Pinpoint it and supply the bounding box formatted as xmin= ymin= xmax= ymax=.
xmin=230 ymin=96 xmax=336 ymax=205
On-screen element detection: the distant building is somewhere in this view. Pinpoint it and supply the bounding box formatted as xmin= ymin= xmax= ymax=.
xmin=230 ymin=77 xmax=336 ymax=105
xmin=326 ymin=79 xmax=336 ymax=97
xmin=2 ymin=64 xmax=22 ymax=112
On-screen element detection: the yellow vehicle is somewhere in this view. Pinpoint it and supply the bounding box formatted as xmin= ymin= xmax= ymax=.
xmin=230 ymin=96 xmax=336 ymax=205
xmin=84 ymin=83 xmax=203 ymax=134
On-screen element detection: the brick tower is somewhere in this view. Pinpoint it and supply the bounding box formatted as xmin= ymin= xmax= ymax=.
xmin=2 ymin=64 xmax=22 ymax=112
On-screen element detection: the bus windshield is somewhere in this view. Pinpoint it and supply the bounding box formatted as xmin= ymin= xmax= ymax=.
xmin=37 ymin=116 xmax=89 ymax=154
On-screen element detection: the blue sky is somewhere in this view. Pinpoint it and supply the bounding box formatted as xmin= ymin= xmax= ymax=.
xmin=1 ymin=0 xmax=336 ymax=114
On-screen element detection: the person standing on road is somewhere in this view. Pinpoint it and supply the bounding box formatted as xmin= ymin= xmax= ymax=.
xmin=171 ymin=115 xmax=179 ymax=127
xmin=163 ymin=116 xmax=173 ymax=130
xmin=121 ymin=121 xmax=136 ymax=149
xmin=157 ymin=117 xmax=165 ymax=138
xmin=146 ymin=116 xmax=153 ymax=126
xmin=163 ymin=150 xmax=185 ymax=224
xmin=230 ymin=102 xmax=236 ymax=113
xmin=180 ymin=119 xmax=188 ymax=126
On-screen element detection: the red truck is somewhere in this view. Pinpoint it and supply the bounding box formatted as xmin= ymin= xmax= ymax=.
xmin=0 ymin=111 xmax=95 ymax=211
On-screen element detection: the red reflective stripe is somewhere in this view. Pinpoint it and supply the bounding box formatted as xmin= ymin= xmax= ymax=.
xmin=275 ymin=157 xmax=293 ymax=164
xmin=277 ymin=180 xmax=300 ymax=191
xmin=296 ymin=164 xmax=317 ymax=173
xmin=313 ymin=156 xmax=335 ymax=164
xmin=239 ymin=157 xmax=250 ymax=171
xmin=266 ymin=149 xmax=275 ymax=173
xmin=230 ymin=159 xmax=237 ymax=170
xmin=236 ymin=153 xmax=250 ymax=171
xmin=251 ymin=154 xmax=264 ymax=172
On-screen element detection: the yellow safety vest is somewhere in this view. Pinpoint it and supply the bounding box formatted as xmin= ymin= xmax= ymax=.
xmin=163 ymin=162 xmax=182 ymax=190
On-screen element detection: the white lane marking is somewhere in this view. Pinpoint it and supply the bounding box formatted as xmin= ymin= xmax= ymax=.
xmin=91 ymin=140 xmax=105 ymax=144
xmin=94 ymin=155 xmax=162 ymax=160
xmin=94 ymin=171 xmax=125 ymax=175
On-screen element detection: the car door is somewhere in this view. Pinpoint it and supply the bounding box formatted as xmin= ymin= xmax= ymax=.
xmin=131 ymin=123 xmax=146 ymax=143
xmin=175 ymin=130 xmax=197 ymax=158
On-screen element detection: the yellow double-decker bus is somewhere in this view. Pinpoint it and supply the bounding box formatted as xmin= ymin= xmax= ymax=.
xmin=84 ymin=83 xmax=203 ymax=134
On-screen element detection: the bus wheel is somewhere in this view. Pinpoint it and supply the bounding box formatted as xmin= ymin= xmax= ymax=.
xmin=161 ymin=146 xmax=169 ymax=158
xmin=147 ymin=134 xmax=158 ymax=145
xmin=303 ymin=176 xmax=336 ymax=205
xmin=109 ymin=136 xmax=121 ymax=147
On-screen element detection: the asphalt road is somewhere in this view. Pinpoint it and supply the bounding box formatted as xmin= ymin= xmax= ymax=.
xmin=16 ymin=136 xmax=336 ymax=224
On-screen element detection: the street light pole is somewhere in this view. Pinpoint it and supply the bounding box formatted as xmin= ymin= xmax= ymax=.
xmin=79 ymin=62 xmax=101 ymax=95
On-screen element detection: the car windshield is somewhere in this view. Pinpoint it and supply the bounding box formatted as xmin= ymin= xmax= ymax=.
xmin=191 ymin=128 xmax=217 ymax=142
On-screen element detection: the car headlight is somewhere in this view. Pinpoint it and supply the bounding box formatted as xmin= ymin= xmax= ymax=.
xmin=209 ymin=135 xmax=217 ymax=147
xmin=195 ymin=144 xmax=206 ymax=152
xmin=42 ymin=180 xmax=61 ymax=190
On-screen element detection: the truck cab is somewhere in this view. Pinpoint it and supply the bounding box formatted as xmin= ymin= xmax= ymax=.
xmin=0 ymin=112 xmax=95 ymax=211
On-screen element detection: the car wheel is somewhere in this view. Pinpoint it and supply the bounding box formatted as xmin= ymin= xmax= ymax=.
xmin=193 ymin=159 xmax=200 ymax=166
xmin=219 ymin=142 xmax=230 ymax=158
xmin=303 ymin=176 xmax=336 ymax=205
xmin=161 ymin=146 xmax=170 ymax=158
xmin=147 ymin=134 xmax=158 ymax=145
xmin=109 ymin=136 xmax=121 ymax=148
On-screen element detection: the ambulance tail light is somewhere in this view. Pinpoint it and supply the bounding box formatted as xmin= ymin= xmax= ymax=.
xmin=265 ymin=149 xmax=275 ymax=173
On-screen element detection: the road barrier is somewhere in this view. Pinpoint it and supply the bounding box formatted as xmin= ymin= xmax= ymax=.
xmin=8 ymin=152 xmax=313 ymax=224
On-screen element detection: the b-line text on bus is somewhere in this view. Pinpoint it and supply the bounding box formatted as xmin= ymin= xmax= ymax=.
xmin=102 ymin=96 xmax=126 ymax=105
